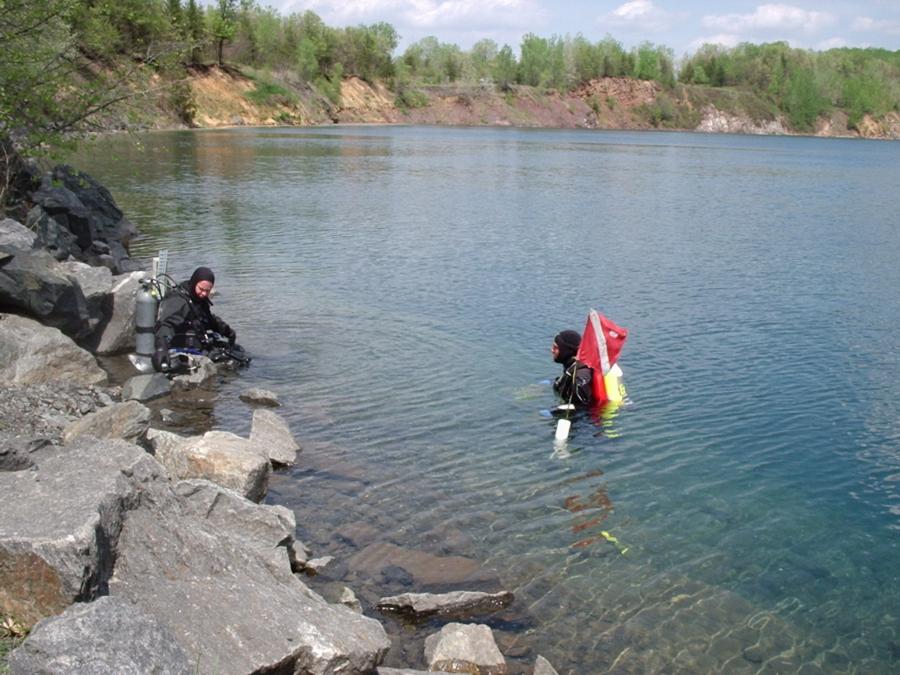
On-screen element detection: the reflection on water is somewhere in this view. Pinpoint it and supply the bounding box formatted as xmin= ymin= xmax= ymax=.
xmin=70 ymin=127 xmax=900 ymax=674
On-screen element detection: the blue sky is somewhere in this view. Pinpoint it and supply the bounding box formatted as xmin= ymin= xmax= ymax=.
xmin=270 ymin=0 xmax=900 ymax=57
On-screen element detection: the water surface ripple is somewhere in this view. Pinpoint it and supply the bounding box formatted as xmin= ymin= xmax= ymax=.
xmin=72 ymin=127 xmax=900 ymax=674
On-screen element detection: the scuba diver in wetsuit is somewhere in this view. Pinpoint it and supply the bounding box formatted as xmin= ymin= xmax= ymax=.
xmin=551 ymin=329 xmax=593 ymax=408
xmin=152 ymin=266 xmax=237 ymax=372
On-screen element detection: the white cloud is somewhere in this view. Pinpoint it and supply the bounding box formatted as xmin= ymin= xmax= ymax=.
xmin=816 ymin=36 xmax=849 ymax=49
xmin=701 ymin=4 xmax=835 ymax=35
xmin=852 ymin=16 xmax=900 ymax=35
xmin=405 ymin=0 xmax=546 ymax=30
xmin=602 ymin=0 xmax=675 ymax=33
xmin=687 ymin=33 xmax=742 ymax=52
xmin=285 ymin=0 xmax=545 ymax=31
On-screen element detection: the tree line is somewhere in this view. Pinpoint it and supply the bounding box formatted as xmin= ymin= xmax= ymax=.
xmin=2 ymin=0 xmax=899 ymax=170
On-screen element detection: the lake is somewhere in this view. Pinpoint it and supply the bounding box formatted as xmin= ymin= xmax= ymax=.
xmin=71 ymin=126 xmax=900 ymax=673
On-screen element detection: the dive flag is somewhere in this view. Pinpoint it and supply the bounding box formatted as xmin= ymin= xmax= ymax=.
xmin=576 ymin=309 xmax=628 ymax=403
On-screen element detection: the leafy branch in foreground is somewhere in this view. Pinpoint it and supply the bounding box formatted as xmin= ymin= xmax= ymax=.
xmin=0 ymin=0 xmax=192 ymax=210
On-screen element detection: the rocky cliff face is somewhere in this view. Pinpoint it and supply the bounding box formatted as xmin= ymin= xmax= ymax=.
xmin=179 ymin=66 xmax=900 ymax=139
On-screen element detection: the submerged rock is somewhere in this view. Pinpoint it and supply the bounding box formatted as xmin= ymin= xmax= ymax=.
xmin=240 ymin=387 xmax=280 ymax=407
xmin=376 ymin=590 xmax=514 ymax=619
xmin=348 ymin=541 xmax=498 ymax=588
xmin=534 ymin=655 xmax=560 ymax=674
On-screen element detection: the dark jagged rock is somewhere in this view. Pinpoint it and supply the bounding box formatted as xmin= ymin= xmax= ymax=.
xmin=23 ymin=165 xmax=140 ymax=274
xmin=0 ymin=247 xmax=92 ymax=339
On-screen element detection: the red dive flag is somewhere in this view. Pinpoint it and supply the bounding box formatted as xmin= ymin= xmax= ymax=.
xmin=575 ymin=309 xmax=628 ymax=403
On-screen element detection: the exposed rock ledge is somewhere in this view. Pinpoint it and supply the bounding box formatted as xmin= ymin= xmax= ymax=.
xmin=697 ymin=105 xmax=788 ymax=135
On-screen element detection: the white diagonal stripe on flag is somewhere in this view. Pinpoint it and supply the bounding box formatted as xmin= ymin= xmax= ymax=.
xmin=590 ymin=309 xmax=611 ymax=375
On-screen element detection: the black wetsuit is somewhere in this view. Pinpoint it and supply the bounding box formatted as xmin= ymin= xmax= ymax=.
xmin=553 ymin=358 xmax=593 ymax=407
xmin=155 ymin=280 xmax=233 ymax=350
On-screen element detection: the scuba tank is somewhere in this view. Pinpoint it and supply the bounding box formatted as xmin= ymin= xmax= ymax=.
xmin=134 ymin=279 xmax=158 ymax=358
xmin=128 ymin=250 xmax=168 ymax=373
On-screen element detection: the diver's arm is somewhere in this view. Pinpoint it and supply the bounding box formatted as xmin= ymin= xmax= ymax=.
xmin=209 ymin=313 xmax=236 ymax=346
xmin=155 ymin=294 xmax=190 ymax=343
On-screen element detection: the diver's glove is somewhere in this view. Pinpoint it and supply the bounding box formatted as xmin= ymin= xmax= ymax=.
xmin=152 ymin=336 xmax=170 ymax=372
xmin=225 ymin=325 xmax=237 ymax=348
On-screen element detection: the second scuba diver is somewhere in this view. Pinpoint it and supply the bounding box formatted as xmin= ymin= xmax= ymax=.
xmin=551 ymin=329 xmax=593 ymax=408
xmin=153 ymin=266 xmax=237 ymax=372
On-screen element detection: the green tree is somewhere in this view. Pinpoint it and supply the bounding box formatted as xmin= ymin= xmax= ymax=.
xmin=167 ymin=0 xmax=184 ymax=36
xmin=782 ymin=67 xmax=827 ymax=131
xmin=209 ymin=0 xmax=237 ymax=66
xmin=185 ymin=0 xmax=206 ymax=64
xmin=338 ymin=22 xmax=397 ymax=82
xmin=519 ymin=33 xmax=549 ymax=86
xmin=0 ymin=0 xmax=151 ymax=206
xmin=493 ymin=44 xmax=518 ymax=91
xmin=597 ymin=35 xmax=628 ymax=77
xmin=469 ymin=39 xmax=498 ymax=82
xmin=571 ymin=34 xmax=600 ymax=84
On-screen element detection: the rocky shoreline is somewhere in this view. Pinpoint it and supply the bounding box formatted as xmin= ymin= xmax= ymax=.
xmin=0 ymin=159 xmax=559 ymax=673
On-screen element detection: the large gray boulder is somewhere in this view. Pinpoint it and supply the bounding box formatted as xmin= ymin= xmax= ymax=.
xmin=0 ymin=218 xmax=36 ymax=250
xmin=8 ymin=595 xmax=192 ymax=675
xmin=0 ymin=247 xmax=91 ymax=339
xmin=110 ymin=482 xmax=391 ymax=675
xmin=174 ymin=479 xmax=298 ymax=573
xmin=0 ymin=313 xmax=106 ymax=386
xmin=250 ymin=408 xmax=300 ymax=466
xmin=88 ymin=270 xmax=145 ymax=355
xmin=0 ymin=438 xmax=157 ymax=625
xmin=376 ymin=590 xmax=514 ymax=619
xmin=423 ymin=623 xmax=507 ymax=675
xmin=60 ymin=260 xmax=113 ymax=339
xmin=151 ymin=429 xmax=270 ymax=502
xmin=62 ymin=400 xmax=151 ymax=445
